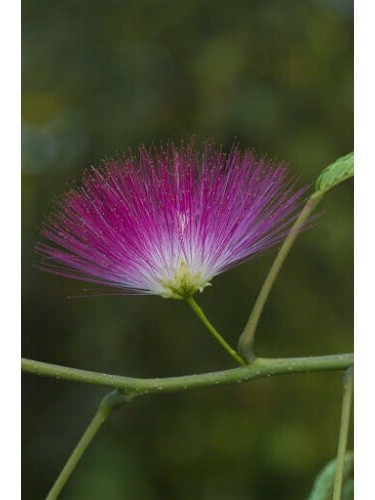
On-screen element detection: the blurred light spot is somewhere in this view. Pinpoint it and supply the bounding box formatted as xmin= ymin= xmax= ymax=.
xmin=22 ymin=116 xmax=88 ymax=175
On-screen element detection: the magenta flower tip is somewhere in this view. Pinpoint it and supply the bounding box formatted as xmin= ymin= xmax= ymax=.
xmin=37 ymin=140 xmax=309 ymax=299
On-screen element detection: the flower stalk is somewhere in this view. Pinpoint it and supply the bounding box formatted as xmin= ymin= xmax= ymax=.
xmin=185 ymin=296 xmax=246 ymax=366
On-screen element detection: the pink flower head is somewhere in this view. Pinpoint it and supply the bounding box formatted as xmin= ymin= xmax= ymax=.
xmin=37 ymin=140 xmax=308 ymax=299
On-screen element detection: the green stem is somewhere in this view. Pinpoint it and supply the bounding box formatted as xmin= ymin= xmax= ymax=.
xmin=46 ymin=391 xmax=134 ymax=500
xmin=332 ymin=367 xmax=354 ymax=500
xmin=238 ymin=192 xmax=323 ymax=361
xmin=46 ymin=407 xmax=108 ymax=500
xmin=22 ymin=354 xmax=353 ymax=395
xmin=27 ymin=356 xmax=353 ymax=498
xmin=185 ymin=296 xmax=246 ymax=366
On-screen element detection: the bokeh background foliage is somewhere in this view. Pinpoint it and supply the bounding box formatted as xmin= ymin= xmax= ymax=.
xmin=22 ymin=0 xmax=353 ymax=498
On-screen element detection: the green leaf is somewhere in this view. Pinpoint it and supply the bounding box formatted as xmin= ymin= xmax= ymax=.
xmin=307 ymin=451 xmax=354 ymax=500
xmin=315 ymin=152 xmax=354 ymax=194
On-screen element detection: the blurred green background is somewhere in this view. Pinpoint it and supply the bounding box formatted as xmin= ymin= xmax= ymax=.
xmin=22 ymin=0 xmax=353 ymax=498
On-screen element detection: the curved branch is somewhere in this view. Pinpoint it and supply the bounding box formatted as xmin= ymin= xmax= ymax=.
xmin=22 ymin=354 xmax=353 ymax=396
xmin=238 ymin=192 xmax=323 ymax=360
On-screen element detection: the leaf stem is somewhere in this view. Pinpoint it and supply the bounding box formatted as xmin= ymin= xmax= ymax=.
xmin=46 ymin=390 xmax=134 ymax=500
xmin=185 ymin=296 xmax=246 ymax=366
xmin=332 ymin=367 xmax=354 ymax=500
xmin=238 ymin=191 xmax=323 ymax=361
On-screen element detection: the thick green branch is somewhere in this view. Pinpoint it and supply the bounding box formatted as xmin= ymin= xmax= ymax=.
xmin=22 ymin=353 xmax=353 ymax=395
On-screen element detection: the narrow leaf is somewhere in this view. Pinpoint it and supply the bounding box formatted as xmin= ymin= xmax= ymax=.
xmin=315 ymin=152 xmax=354 ymax=193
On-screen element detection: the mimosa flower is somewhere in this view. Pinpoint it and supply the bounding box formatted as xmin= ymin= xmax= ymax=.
xmin=37 ymin=140 xmax=308 ymax=299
